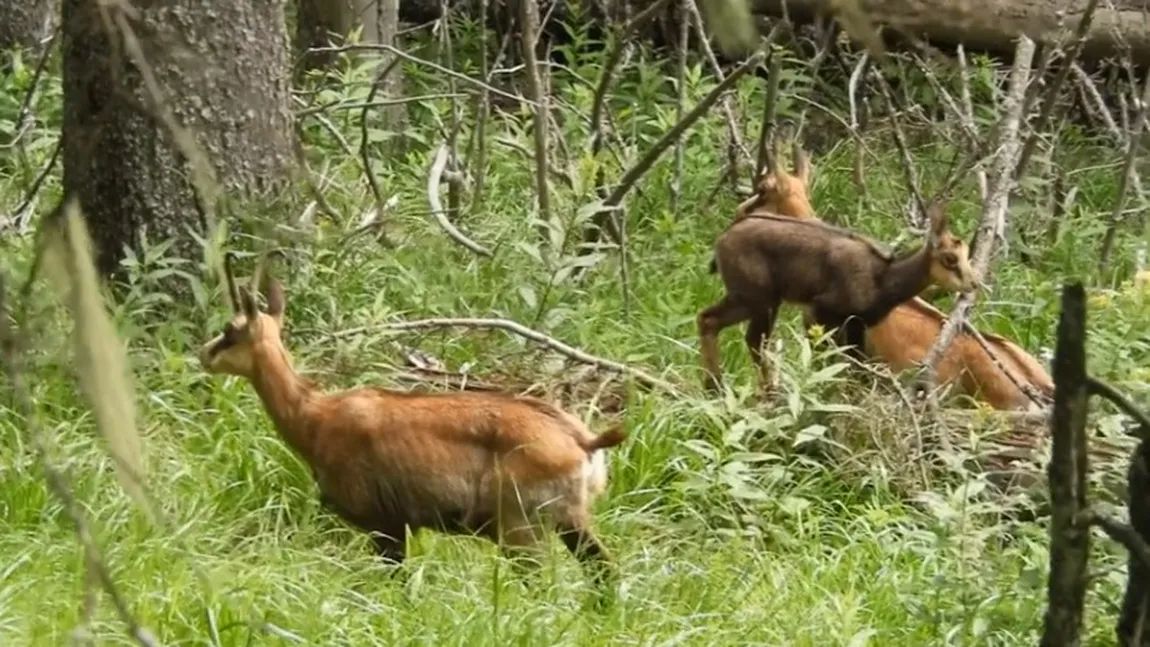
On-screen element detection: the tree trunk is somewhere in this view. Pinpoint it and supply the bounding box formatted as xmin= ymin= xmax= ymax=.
xmin=749 ymin=0 xmax=1150 ymax=67
xmin=0 ymin=0 xmax=52 ymax=54
xmin=1118 ymin=441 xmax=1150 ymax=647
xmin=62 ymin=0 xmax=295 ymax=278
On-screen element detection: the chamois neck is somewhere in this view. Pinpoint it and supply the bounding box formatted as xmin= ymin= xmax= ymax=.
xmin=249 ymin=339 xmax=316 ymax=457
xmin=866 ymin=245 xmax=934 ymax=323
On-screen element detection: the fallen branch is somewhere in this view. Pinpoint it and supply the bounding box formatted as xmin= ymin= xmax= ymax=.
xmin=1099 ymin=65 xmax=1150 ymax=270
xmin=324 ymin=317 xmax=680 ymax=394
xmin=962 ymin=320 xmax=1052 ymax=410
xmin=426 ymin=144 xmax=491 ymax=257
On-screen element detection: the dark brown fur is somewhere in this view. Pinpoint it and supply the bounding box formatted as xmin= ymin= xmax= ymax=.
xmin=199 ymin=252 xmax=625 ymax=586
xmin=698 ymin=205 xmax=977 ymax=392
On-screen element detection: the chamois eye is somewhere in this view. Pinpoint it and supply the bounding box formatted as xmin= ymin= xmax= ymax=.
xmin=940 ymin=255 xmax=957 ymax=270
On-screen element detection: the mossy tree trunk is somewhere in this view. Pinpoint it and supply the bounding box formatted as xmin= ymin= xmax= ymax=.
xmin=0 ymin=0 xmax=52 ymax=54
xmin=62 ymin=0 xmax=296 ymax=278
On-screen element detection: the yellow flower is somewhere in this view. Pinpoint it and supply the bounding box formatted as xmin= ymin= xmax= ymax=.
xmin=807 ymin=323 xmax=826 ymax=339
xmin=1088 ymin=293 xmax=1112 ymax=309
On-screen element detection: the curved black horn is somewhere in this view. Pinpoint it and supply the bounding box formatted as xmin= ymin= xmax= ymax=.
xmin=223 ymin=251 xmax=241 ymax=313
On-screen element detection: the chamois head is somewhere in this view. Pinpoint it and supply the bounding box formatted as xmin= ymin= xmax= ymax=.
xmin=749 ymin=139 xmax=815 ymax=219
xmin=199 ymin=250 xmax=287 ymax=378
xmin=923 ymin=202 xmax=977 ymax=293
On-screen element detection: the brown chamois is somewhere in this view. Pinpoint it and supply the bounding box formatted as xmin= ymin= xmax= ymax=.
xmin=734 ymin=148 xmax=1053 ymax=411
xmin=198 ymin=251 xmax=626 ymax=584
xmin=698 ymin=202 xmax=977 ymax=391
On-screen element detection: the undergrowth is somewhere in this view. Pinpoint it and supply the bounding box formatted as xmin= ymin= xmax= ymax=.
xmin=0 ymin=19 xmax=1146 ymax=647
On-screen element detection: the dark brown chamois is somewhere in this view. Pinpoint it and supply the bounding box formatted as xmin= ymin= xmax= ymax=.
xmin=698 ymin=201 xmax=977 ymax=391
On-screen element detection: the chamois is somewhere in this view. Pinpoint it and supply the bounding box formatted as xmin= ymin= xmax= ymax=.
xmin=698 ymin=201 xmax=978 ymax=391
xmin=733 ymin=147 xmax=1053 ymax=411
xmin=198 ymin=251 xmax=625 ymax=585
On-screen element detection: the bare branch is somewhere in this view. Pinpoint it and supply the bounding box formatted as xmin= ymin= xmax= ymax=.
xmin=1099 ymin=66 xmax=1150 ymax=270
xmin=1079 ymin=508 xmax=1150 ymax=572
xmin=755 ymin=50 xmax=783 ymax=176
xmin=1087 ymin=377 xmax=1150 ymax=443
xmin=308 ymin=43 xmax=534 ymax=107
xmin=323 ymin=317 xmax=680 ymax=394
xmin=360 ymin=57 xmax=403 ymax=221
xmin=671 ymin=0 xmax=690 ymax=215
xmin=918 ymin=36 xmax=1037 ymax=396
xmin=427 ymin=144 xmax=491 ymax=257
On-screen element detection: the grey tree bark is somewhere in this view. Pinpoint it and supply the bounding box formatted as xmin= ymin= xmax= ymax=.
xmin=0 ymin=0 xmax=52 ymax=53
xmin=296 ymin=0 xmax=405 ymax=135
xmin=62 ymin=0 xmax=296 ymax=277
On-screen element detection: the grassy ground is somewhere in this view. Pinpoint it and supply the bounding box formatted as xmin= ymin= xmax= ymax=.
xmin=1 ymin=29 xmax=1147 ymax=646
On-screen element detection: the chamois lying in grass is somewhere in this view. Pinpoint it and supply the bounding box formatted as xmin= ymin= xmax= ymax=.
xmin=731 ymin=146 xmax=1053 ymax=410
xmin=699 ymin=194 xmax=978 ymax=392
xmin=198 ymin=251 xmax=625 ymax=586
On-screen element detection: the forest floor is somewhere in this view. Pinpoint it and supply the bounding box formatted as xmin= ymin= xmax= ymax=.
xmin=1 ymin=36 xmax=1148 ymax=646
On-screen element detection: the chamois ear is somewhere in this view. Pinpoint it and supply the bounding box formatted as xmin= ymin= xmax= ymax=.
xmin=264 ymin=277 xmax=285 ymax=321
xmin=239 ymin=286 xmax=260 ymax=321
xmin=792 ymin=142 xmax=811 ymax=186
xmin=223 ymin=251 xmax=242 ymax=314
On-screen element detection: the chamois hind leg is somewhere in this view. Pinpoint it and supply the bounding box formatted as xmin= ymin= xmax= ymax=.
xmin=554 ymin=507 xmax=616 ymax=608
xmin=495 ymin=500 xmax=545 ymax=578
xmin=697 ymin=295 xmax=751 ymax=393
xmin=745 ymin=306 xmax=780 ymax=394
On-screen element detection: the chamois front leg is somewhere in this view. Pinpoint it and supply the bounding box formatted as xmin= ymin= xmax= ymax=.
xmin=697 ymin=295 xmax=751 ymax=393
xmin=745 ymin=307 xmax=780 ymax=395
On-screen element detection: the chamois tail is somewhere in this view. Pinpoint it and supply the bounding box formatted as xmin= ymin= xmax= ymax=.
xmin=580 ymin=425 xmax=627 ymax=452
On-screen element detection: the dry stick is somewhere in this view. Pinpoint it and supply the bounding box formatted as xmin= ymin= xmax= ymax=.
xmin=917 ymin=36 xmax=1037 ymax=401
xmin=1087 ymin=376 xmax=1150 ymax=442
xmin=327 ymin=317 xmax=679 ymax=394
xmin=427 ymin=143 xmax=491 ymax=257
xmin=0 ymin=276 xmax=159 ymax=647
xmin=296 ymin=95 xmax=464 ymax=117
xmin=1039 ymin=282 xmax=1090 ymax=647
xmin=359 ymin=57 xmax=403 ymax=222
xmin=670 ymin=0 xmax=690 ymax=216
xmin=1073 ymin=63 xmax=1149 ymax=215
xmin=587 ymin=0 xmax=674 ymax=194
xmin=1099 ymin=66 xmax=1150 ymax=271
xmin=518 ymin=0 xmax=553 ymax=246
xmin=1079 ymin=509 xmax=1150 ymax=571
xmin=848 ymin=53 xmax=870 ymax=196
xmin=598 ymin=52 xmax=765 ymax=233
xmin=872 ymin=70 xmax=928 ymax=222
xmin=1014 ymin=0 xmax=1101 ymax=181
xmin=961 ymin=321 xmax=1052 ymax=409
xmin=754 ymin=51 xmax=783 ymax=176
xmin=956 ymin=45 xmax=989 ymax=202
xmin=308 ymin=44 xmax=535 ymax=107
xmin=5 ymin=136 xmax=61 ymax=235
xmin=439 ymin=0 xmax=464 ymax=222
xmin=469 ymin=0 xmax=504 ymax=217
xmin=686 ymin=0 xmax=755 ymax=168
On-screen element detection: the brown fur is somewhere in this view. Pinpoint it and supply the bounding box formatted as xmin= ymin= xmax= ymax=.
xmin=731 ymin=149 xmax=1053 ymax=411
xmin=199 ymin=252 xmax=625 ymax=584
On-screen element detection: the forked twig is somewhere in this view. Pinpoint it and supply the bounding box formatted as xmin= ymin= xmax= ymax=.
xmin=427 ymin=144 xmax=491 ymax=257
xmin=323 ymin=317 xmax=680 ymax=394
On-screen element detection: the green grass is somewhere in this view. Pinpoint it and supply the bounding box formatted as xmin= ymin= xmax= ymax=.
xmin=0 ymin=26 xmax=1146 ymax=647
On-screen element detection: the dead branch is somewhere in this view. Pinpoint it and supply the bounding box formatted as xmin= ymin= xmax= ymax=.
xmin=10 ymin=26 xmax=58 ymax=157
xmin=1099 ymin=66 xmax=1150 ymax=270
xmin=1039 ymin=282 xmax=1091 ymax=647
xmin=872 ymin=70 xmax=928 ymax=221
xmin=308 ymin=44 xmax=534 ymax=107
xmin=426 ymin=143 xmax=491 ymax=257
xmin=848 ymin=52 xmax=870 ymax=195
xmin=956 ymin=45 xmax=989 ymax=202
xmin=518 ymin=0 xmax=553 ymax=245
xmin=3 ymin=136 xmax=61 ymax=236
xmin=586 ymin=52 xmax=765 ymax=244
xmin=1014 ymin=0 xmax=1100 ymax=180
xmin=918 ymin=37 xmax=1036 ymax=397
xmin=469 ymin=0 xmax=510 ymax=217
xmin=671 ymin=0 xmax=690 ymax=215
xmin=962 ymin=320 xmax=1052 ymax=410
xmin=323 ymin=317 xmax=679 ymax=394
xmin=1087 ymin=377 xmax=1150 ymax=442
xmin=360 ymin=57 xmax=403 ymax=220
xmin=687 ymin=0 xmax=755 ymax=169
xmin=0 ymin=273 xmax=159 ymax=647
xmin=754 ymin=50 xmax=783 ymax=177
xmin=1117 ymin=441 xmax=1150 ymax=647
xmin=1079 ymin=508 xmax=1150 ymax=570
